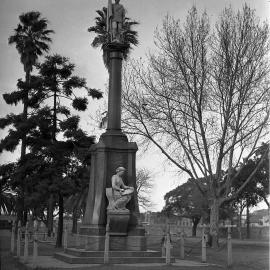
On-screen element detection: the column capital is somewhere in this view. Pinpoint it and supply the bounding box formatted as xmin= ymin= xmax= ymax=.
xmin=103 ymin=42 xmax=129 ymax=53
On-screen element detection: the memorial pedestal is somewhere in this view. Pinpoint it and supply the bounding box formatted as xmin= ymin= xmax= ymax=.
xmin=77 ymin=130 xmax=146 ymax=251
xmin=54 ymin=41 xmax=167 ymax=263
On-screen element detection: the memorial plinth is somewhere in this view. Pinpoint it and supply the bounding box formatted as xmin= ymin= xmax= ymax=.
xmin=77 ymin=43 xmax=146 ymax=251
xmin=53 ymin=1 xmax=176 ymax=263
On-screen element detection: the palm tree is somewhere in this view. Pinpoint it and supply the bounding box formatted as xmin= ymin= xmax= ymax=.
xmin=8 ymin=11 xmax=54 ymax=224
xmin=88 ymin=7 xmax=139 ymax=68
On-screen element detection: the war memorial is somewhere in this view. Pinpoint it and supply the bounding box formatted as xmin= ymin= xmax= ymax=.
xmin=2 ymin=1 xmax=269 ymax=269
xmin=54 ymin=0 xmax=172 ymax=264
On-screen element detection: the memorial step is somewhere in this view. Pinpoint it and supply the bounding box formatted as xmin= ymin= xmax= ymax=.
xmin=54 ymin=251 xmax=175 ymax=264
xmin=65 ymin=248 xmax=162 ymax=257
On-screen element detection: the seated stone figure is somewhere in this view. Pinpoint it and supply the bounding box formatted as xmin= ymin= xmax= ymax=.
xmin=106 ymin=167 xmax=134 ymax=210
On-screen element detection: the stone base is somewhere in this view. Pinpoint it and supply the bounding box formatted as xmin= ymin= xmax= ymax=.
xmin=54 ymin=248 xmax=176 ymax=264
xmin=107 ymin=209 xmax=130 ymax=235
xmin=76 ymin=235 xmax=147 ymax=251
xmin=79 ymin=225 xmax=105 ymax=235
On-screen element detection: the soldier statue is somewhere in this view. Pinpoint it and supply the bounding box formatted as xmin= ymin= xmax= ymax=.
xmin=107 ymin=0 xmax=125 ymax=42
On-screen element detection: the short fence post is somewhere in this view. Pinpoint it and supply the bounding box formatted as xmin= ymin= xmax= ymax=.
xmin=161 ymin=231 xmax=166 ymax=257
xmin=43 ymin=230 xmax=47 ymax=241
xmin=11 ymin=220 xmax=15 ymax=253
xmin=165 ymin=223 xmax=171 ymax=265
xmin=16 ymin=220 xmax=21 ymax=258
xmin=23 ymin=222 xmax=29 ymax=262
xmin=227 ymin=226 xmax=233 ymax=268
xmin=180 ymin=230 xmax=185 ymax=260
xmin=104 ymin=219 xmax=110 ymax=264
xmin=201 ymin=225 xmax=207 ymax=263
xmin=32 ymin=221 xmax=38 ymax=268
xmin=63 ymin=224 xmax=68 ymax=250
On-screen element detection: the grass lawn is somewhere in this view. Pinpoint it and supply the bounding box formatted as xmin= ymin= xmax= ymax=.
xmin=0 ymin=230 xmax=269 ymax=270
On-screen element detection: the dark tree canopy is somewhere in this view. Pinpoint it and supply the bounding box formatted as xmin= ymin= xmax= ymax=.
xmin=163 ymin=179 xmax=208 ymax=222
xmin=231 ymin=143 xmax=269 ymax=208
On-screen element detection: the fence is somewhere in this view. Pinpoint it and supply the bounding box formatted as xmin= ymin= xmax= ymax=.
xmin=11 ymin=221 xmax=234 ymax=267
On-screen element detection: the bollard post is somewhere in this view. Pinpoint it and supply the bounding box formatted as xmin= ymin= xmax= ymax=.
xmin=165 ymin=223 xmax=171 ymax=265
xmin=63 ymin=224 xmax=68 ymax=250
xmin=201 ymin=225 xmax=207 ymax=263
xmin=104 ymin=219 xmax=110 ymax=264
xmin=32 ymin=221 xmax=38 ymax=268
xmin=16 ymin=220 xmax=21 ymax=258
xmin=11 ymin=220 xmax=15 ymax=253
xmin=23 ymin=222 xmax=29 ymax=262
xmin=180 ymin=230 xmax=185 ymax=260
xmin=161 ymin=229 xmax=166 ymax=257
xmin=227 ymin=226 xmax=233 ymax=268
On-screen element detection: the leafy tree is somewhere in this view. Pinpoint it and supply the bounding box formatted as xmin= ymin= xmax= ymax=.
xmin=122 ymin=5 xmax=270 ymax=247
xmin=64 ymin=146 xmax=92 ymax=234
xmin=163 ymin=179 xmax=208 ymax=236
xmin=88 ymin=7 xmax=139 ymax=68
xmin=231 ymin=143 xmax=269 ymax=238
xmin=5 ymin=11 xmax=53 ymax=223
xmin=0 ymin=163 xmax=16 ymax=215
xmin=23 ymin=54 xmax=102 ymax=247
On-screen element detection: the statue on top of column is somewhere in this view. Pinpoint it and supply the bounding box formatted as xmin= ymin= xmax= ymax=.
xmin=107 ymin=0 xmax=125 ymax=43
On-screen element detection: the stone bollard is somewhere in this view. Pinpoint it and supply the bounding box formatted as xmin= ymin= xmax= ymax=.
xmin=16 ymin=221 xmax=21 ymax=258
xmin=161 ymin=232 xmax=166 ymax=257
xmin=201 ymin=225 xmax=207 ymax=263
xmin=43 ymin=231 xmax=47 ymax=241
xmin=11 ymin=220 xmax=15 ymax=253
xmin=104 ymin=220 xmax=110 ymax=264
xmin=23 ymin=222 xmax=29 ymax=262
xmin=227 ymin=226 xmax=233 ymax=268
xmin=63 ymin=224 xmax=68 ymax=250
xmin=32 ymin=222 xmax=38 ymax=268
xmin=180 ymin=231 xmax=185 ymax=260
xmin=165 ymin=225 xmax=171 ymax=265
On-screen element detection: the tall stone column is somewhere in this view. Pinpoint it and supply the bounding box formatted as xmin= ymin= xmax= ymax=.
xmin=107 ymin=49 xmax=124 ymax=131
xmin=80 ymin=43 xmax=145 ymax=251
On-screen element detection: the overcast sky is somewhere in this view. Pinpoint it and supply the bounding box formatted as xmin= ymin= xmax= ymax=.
xmin=0 ymin=0 xmax=269 ymax=211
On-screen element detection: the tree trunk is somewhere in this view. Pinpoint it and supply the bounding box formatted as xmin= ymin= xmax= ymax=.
xmin=209 ymin=199 xmax=220 ymax=248
xmin=192 ymin=217 xmax=200 ymax=237
xmin=23 ymin=210 xmax=28 ymax=225
xmin=56 ymin=194 xmax=64 ymax=247
xmin=47 ymin=195 xmax=54 ymax=236
xmin=17 ymin=71 xmax=30 ymax=226
xmin=16 ymin=195 xmax=24 ymax=225
xmin=246 ymin=205 xmax=250 ymax=239
xmin=238 ymin=209 xmax=242 ymax=240
xmin=72 ymin=208 xmax=78 ymax=234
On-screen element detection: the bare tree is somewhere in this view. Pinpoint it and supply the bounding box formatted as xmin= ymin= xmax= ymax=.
xmin=136 ymin=168 xmax=154 ymax=210
xmin=122 ymin=5 xmax=270 ymax=247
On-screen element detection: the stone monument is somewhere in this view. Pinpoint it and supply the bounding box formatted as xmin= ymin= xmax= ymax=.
xmin=54 ymin=1 xmax=174 ymax=263
xmin=79 ymin=0 xmax=145 ymax=251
